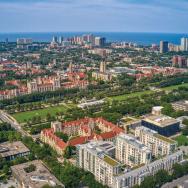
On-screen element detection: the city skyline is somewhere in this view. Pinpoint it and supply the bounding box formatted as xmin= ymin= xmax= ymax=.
xmin=1 ymin=0 xmax=188 ymax=33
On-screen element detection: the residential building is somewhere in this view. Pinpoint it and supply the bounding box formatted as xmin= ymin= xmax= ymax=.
xmin=135 ymin=126 xmax=177 ymax=157
xmin=17 ymin=38 xmax=32 ymax=45
xmin=77 ymin=141 xmax=121 ymax=187
xmin=115 ymin=133 xmax=152 ymax=168
xmin=88 ymin=48 xmax=112 ymax=57
xmin=172 ymin=55 xmax=187 ymax=67
xmin=95 ymin=37 xmax=106 ymax=46
xmin=41 ymin=117 xmax=123 ymax=155
xmin=11 ymin=160 xmax=64 ymax=188
xmin=160 ymin=41 xmax=168 ymax=53
xmin=0 ymin=141 xmax=30 ymax=161
xmin=172 ymin=100 xmax=188 ymax=112
xmin=181 ymin=37 xmax=188 ymax=51
xmin=113 ymin=151 xmax=184 ymax=188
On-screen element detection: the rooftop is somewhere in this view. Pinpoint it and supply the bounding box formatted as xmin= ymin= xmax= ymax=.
xmin=155 ymin=133 xmax=176 ymax=144
xmin=143 ymin=114 xmax=179 ymax=127
xmin=11 ymin=160 xmax=64 ymax=188
xmin=103 ymin=155 xmax=119 ymax=167
xmin=0 ymin=141 xmax=30 ymax=158
xmin=172 ymin=100 xmax=188 ymax=107
xmin=118 ymin=133 xmax=151 ymax=153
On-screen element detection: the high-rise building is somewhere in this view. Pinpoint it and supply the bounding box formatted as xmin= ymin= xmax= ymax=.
xmin=115 ymin=133 xmax=152 ymax=167
xmin=95 ymin=37 xmax=106 ymax=46
xmin=77 ymin=141 xmax=121 ymax=187
xmin=69 ymin=62 xmax=73 ymax=73
xmin=52 ymin=36 xmax=58 ymax=43
xmin=181 ymin=37 xmax=188 ymax=51
xmin=5 ymin=38 xmax=9 ymax=44
xmin=160 ymin=41 xmax=168 ymax=53
xmin=59 ymin=36 xmax=64 ymax=44
xmin=99 ymin=61 xmax=106 ymax=73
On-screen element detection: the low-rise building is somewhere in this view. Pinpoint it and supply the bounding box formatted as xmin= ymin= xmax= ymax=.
xmin=119 ymin=116 xmax=141 ymax=133
xmin=115 ymin=133 xmax=152 ymax=167
xmin=141 ymin=107 xmax=180 ymax=137
xmin=77 ymin=98 xmax=105 ymax=109
xmin=172 ymin=100 xmax=188 ymax=112
xmin=11 ymin=160 xmax=64 ymax=188
xmin=113 ymin=150 xmax=184 ymax=188
xmin=0 ymin=141 xmax=30 ymax=161
xmin=135 ymin=126 xmax=177 ymax=157
xmin=41 ymin=117 xmax=123 ymax=155
xmin=77 ymin=141 xmax=121 ymax=187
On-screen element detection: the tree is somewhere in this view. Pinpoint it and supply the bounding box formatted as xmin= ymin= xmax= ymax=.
xmin=172 ymin=163 xmax=184 ymax=179
xmin=63 ymin=146 xmax=75 ymax=159
xmin=3 ymin=165 xmax=9 ymax=175
xmin=55 ymin=132 xmax=69 ymax=142
xmin=155 ymin=169 xmax=171 ymax=187
xmin=140 ymin=176 xmax=156 ymax=188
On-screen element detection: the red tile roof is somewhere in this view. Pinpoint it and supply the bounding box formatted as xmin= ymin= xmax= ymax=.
xmin=41 ymin=117 xmax=124 ymax=150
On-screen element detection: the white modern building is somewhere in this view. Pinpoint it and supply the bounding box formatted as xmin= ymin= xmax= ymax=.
xmin=135 ymin=126 xmax=177 ymax=157
xmin=113 ymin=151 xmax=184 ymax=188
xmin=181 ymin=37 xmax=188 ymax=51
xmin=77 ymin=141 xmax=121 ymax=187
xmin=115 ymin=134 xmax=152 ymax=167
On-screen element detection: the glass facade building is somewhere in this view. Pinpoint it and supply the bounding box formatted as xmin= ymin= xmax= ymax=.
xmin=141 ymin=120 xmax=180 ymax=137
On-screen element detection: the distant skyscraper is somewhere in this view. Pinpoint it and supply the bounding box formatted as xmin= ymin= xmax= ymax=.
xmin=52 ymin=36 xmax=58 ymax=43
xmin=59 ymin=36 xmax=64 ymax=44
xmin=5 ymin=38 xmax=8 ymax=44
xmin=95 ymin=37 xmax=106 ymax=46
xmin=160 ymin=41 xmax=168 ymax=53
xmin=181 ymin=37 xmax=188 ymax=51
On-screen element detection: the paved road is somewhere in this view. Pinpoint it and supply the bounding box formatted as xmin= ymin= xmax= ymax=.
xmin=0 ymin=110 xmax=28 ymax=137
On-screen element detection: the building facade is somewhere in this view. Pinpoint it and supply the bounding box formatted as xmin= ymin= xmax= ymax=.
xmin=135 ymin=126 xmax=177 ymax=157
xmin=160 ymin=41 xmax=169 ymax=53
xmin=77 ymin=141 xmax=121 ymax=187
xmin=41 ymin=117 xmax=123 ymax=155
xmin=113 ymin=151 xmax=184 ymax=188
xmin=115 ymin=133 xmax=152 ymax=168
xmin=27 ymin=76 xmax=61 ymax=94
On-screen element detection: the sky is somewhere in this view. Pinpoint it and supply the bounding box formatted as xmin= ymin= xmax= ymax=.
xmin=0 ymin=0 xmax=188 ymax=33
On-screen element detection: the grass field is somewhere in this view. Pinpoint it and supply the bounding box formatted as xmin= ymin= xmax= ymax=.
xmin=109 ymin=83 xmax=188 ymax=102
xmin=12 ymin=104 xmax=68 ymax=123
xmin=174 ymin=135 xmax=188 ymax=146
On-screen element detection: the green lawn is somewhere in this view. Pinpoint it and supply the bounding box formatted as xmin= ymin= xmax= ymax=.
xmin=110 ymin=90 xmax=153 ymax=101
xmin=174 ymin=135 xmax=188 ymax=146
xmin=109 ymin=83 xmax=188 ymax=102
xmin=12 ymin=105 xmax=68 ymax=123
